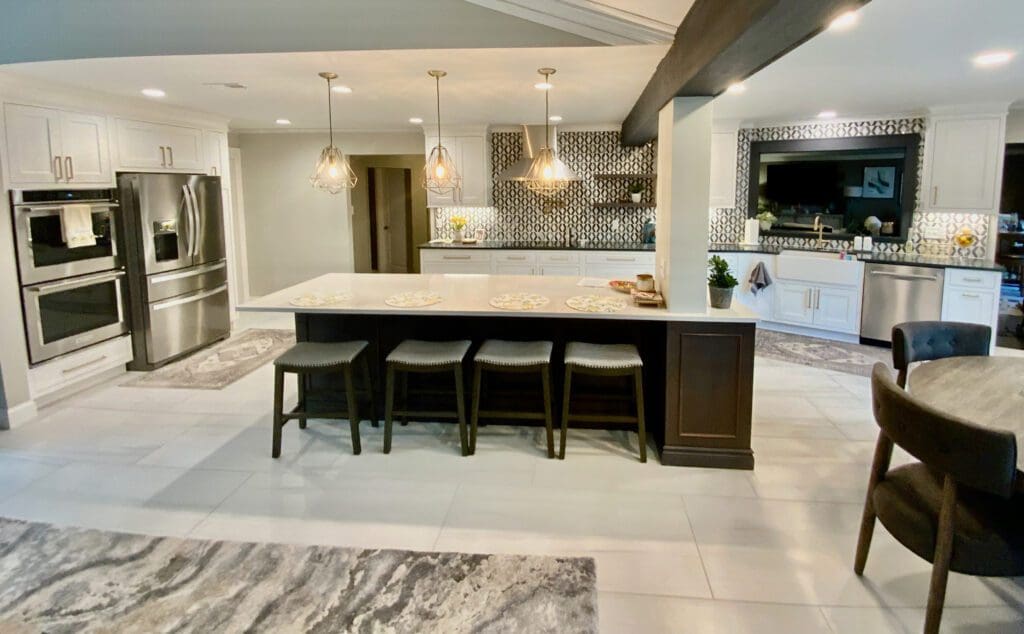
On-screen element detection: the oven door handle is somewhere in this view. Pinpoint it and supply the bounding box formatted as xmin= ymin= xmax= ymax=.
xmin=27 ymin=270 xmax=125 ymax=295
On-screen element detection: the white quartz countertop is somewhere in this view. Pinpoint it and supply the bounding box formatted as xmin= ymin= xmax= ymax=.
xmin=240 ymin=273 xmax=757 ymax=323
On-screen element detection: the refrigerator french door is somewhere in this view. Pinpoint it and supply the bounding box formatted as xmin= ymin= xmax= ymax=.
xmin=118 ymin=173 xmax=230 ymax=369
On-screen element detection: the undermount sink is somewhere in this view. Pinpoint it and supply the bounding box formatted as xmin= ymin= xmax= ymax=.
xmin=777 ymin=250 xmax=863 ymax=286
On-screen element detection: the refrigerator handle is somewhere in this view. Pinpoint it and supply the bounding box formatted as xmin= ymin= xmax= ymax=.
xmin=186 ymin=184 xmax=201 ymax=257
xmin=181 ymin=184 xmax=195 ymax=258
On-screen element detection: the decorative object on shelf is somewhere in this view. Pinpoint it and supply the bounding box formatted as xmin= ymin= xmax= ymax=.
xmin=628 ymin=182 xmax=644 ymax=204
xmin=708 ymin=255 xmax=738 ymax=309
xmin=450 ymin=215 xmax=468 ymax=243
xmin=755 ymin=210 xmax=777 ymax=232
xmin=310 ymin=72 xmax=357 ymax=193
xmin=864 ymin=215 xmax=882 ymax=236
xmin=474 ymin=227 xmax=487 ymax=241
xmin=881 ymin=221 xmax=895 ymax=235
xmin=384 ymin=291 xmax=444 ymax=308
xmin=953 ymin=226 xmax=978 ymax=249
xmin=862 ymin=166 xmax=896 ymax=198
xmin=641 ymin=217 xmax=656 ymax=244
xmin=608 ymin=280 xmax=635 ymax=294
xmin=565 ymin=294 xmax=626 ymax=313
xmin=422 ymin=70 xmax=462 ymax=196
xmin=635 ymin=274 xmax=655 ymax=292
xmin=630 ymin=288 xmax=664 ymax=307
xmin=489 ymin=292 xmax=550 ymax=311
xmin=524 ymin=68 xmax=579 ymax=197
xmin=289 ymin=291 xmax=353 ymax=307
xmin=742 ymin=218 xmax=760 ymax=245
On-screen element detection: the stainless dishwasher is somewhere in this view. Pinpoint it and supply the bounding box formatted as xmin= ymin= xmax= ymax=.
xmin=860 ymin=263 xmax=945 ymax=344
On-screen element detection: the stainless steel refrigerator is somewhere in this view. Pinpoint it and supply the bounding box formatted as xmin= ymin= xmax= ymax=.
xmin=118 ymin=173 xmax=230 ymax=370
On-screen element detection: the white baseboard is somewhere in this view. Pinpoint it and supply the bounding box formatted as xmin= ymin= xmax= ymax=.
xmin=3 ymin=399 xmax=38 ymax=429
xmin=759 ymin=321 xmax=862 ymax=344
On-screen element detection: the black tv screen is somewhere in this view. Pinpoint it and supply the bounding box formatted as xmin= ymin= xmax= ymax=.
xmin=765 ymin=163 xmax=841 ymax=206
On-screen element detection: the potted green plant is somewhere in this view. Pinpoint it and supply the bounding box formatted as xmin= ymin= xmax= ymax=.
xmin=708 ymin=255 xmax=739 ymax=309
xmin=755 ymin=210 xmax=777 ymax=232
xmin=627 ymin=182 xmax=644 ymax=204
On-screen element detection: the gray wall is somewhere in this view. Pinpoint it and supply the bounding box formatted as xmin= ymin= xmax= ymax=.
xmin=0 ymin=163 xmax=33 ymax=424
xmin=235 ymin=132 xmax=422 ymax=296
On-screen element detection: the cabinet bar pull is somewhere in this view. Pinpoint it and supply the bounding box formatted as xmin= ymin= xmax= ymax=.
xmin=606 ymin=257 xmax=636 ymax=262
xmin=53 ymin=156 xmax=63 ymax=181
xmin=65 ymin=156 xmax=74 ymax=181
xmin=931 ymin=185 xmax=938 ymax=205
xmin=167 ymin=146 xmax=174 ymax=167
xmin=962 ymin=293 xmax=980 ymax=298
xmin=814 ymin=288 xmax=821 ymax=309
xmin=961 ymin=277 xmax=981 ymax=283
xmin=160 ymin=146 xmax=167 ymax=167
xmin=805 ymin=289 xmax=811 ymax=309
xmin=442 ymin=255 xmax=471 ymax=260
xmin=62 ymin=355 xmax=108 ymax=375
xmin=507 ymin=256 xmax=526 ymax=261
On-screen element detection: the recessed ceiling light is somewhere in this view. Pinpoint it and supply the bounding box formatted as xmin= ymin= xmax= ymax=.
xmin=828 ymin=10 xmax=858 ymax=31
xmin=331 ymin=85 xmax=353 ymax=94
xmin=534 ymin=81 xmax=553 ymax=91
xmin=726 ymin=82 xmax=746 ymax=94
xmin=973 ymin=50 xmax=1016 ymax=68
xmin=549 ymin=115 xmax=563 ymax=122
xmin=409 ymin=117 xmax=424 ymax=124
xmin=141 ymin=88 xmax=166 ymax=98
xmin=817 ymin=110 xmax=838 ymax=119
xmin=275 ymin=119 xmax=291 ymax=125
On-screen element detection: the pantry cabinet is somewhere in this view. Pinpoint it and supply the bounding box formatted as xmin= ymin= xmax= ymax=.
xmin=3 ymin=103 xmax=112 ymax=186
xmin=115 ymin=118 xmax=204 ymax=171
xmin=424 ymin=130 xmax=490 ymax=208
xmin=922 ymin=113 xmax=1006 ymax=214
xmin=204 ymin=129 xmax=231 ymax=180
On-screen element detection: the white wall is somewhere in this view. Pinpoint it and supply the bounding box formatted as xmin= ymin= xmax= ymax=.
xmin=235 ymin=131 xmax=422 ymax=296
xmin=1007 ymin=109 xmax=1024 ymax=143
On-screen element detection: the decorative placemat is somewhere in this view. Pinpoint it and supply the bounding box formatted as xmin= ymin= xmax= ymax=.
xmin=565 ymin=294 xmax=627 ymax=313
xmin=385 ymin=291 xmax=444 ymax=308
xmin=289 ymin=291 xmax=353 ymax=307
xmin=489 ymin=293 xmax=550 ymax=311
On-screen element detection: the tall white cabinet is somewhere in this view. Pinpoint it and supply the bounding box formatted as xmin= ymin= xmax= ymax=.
xmin=423 ymin=126 xmax=490 ymax=208
xmin=3 ymin=103 xmax=112 ymax=186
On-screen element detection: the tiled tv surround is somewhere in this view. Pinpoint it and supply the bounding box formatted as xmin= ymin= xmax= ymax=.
xmin=710 ymin=117 xmax=992 ymax=258
xmin=433 ymin=130 xmax=657 ymax=242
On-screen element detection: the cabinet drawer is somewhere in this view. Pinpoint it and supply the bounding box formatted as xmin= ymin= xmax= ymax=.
xmin=538 ymin=251 xmax=580 ymax=265
xmin=493 ymin=251 xmax=536 ymax=264
xmin=946 ymin=268 xmax=998 ymax=290
xmin=420 ymin=250 xmax=491 ymax=264
xmin=28 ymin=335 xmax=132 ymax=398
xmin=585 ymin=251 xmax=655 ymax=265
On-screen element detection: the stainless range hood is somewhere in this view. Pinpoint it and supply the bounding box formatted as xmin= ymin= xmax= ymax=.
xmin=497 ymin=124 xmax=577 ymax=181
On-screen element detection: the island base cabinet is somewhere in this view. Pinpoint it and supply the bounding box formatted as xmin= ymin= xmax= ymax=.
xmin=663 ymin=321 xmax=755 ymax=469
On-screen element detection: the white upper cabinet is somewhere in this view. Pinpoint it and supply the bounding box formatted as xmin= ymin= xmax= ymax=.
xmin=922 ymin=112 xmax=1006 ymax=214
xmin=203 ymin=129 xmax=230 ymax=183
xmin=3 ymin=103 xmax=111 ymax=186
xmin=709 ymin=126 xmax=738 ymax=208
xmin=115 ymin=119 xmax=205 ymax=172
xmin=424 ymin=128 xmax=490 ymax=208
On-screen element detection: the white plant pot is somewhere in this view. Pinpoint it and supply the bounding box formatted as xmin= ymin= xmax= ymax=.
xmin=453 ymin=229 xmax=464 ymax=243
xmin=759 ymin=220 xmax=772 ymax=232
xmin=630 ymin=193 xmax=642 ymax=204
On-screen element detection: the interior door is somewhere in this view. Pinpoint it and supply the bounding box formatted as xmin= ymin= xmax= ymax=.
xmin=191 ymin=175 xmax=226 ymax=266
xmin=373 ymin=167 xmax=411 ymax=274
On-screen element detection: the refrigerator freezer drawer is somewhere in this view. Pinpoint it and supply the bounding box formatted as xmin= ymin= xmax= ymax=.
xmin=145 ymin=284 xmax=229 ymax=365
xmin=146 ymin=260 xmax=228 ymax=302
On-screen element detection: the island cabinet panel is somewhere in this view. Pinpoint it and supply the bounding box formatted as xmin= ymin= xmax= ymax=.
xmin=663 ymin=322 xmax=755 ymax=469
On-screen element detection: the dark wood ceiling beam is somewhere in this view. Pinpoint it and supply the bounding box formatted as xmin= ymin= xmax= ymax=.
xmin=621 ymin=0 xmax=871 ymax=146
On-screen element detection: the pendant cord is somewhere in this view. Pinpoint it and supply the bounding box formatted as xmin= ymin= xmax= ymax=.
xmin=326 ymin=76 xmax=334 ymax=147
xmin=435 ymin=75 xmax=442 ymax=149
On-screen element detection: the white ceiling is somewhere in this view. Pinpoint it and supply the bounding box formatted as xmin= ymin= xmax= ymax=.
xmin=3 ymin=46 xmax=668 ymax=131
xmin=713 ymin=0 xmax=1024 ymax=124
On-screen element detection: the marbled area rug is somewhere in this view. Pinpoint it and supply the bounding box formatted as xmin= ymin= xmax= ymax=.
xmin=123 ymin=329 xmax=295 ymax=390
xmin=0 ymin=518 xmax=598 ymax=633
xmin=756 ymin=329 xmax=893 ymax=377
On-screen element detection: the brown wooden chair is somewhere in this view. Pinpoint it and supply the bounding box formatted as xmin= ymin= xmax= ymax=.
xmin=855 ymin=364 xmax=1024 ymax=634
xmin=891 ymin=321 xmax=991 ymax=388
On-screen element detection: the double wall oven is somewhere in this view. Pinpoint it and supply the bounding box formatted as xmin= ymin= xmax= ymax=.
xmin=10 ymin=189 xmax=129 ymax=365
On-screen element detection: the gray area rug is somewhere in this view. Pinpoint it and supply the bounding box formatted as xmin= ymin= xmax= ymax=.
xmin=0 ymin=518 xmax=598 ymax=633
xmin=123 ymin=329 xmax=295 ymax=390
xmin=756 ymin=329 xmax=893 ymax=377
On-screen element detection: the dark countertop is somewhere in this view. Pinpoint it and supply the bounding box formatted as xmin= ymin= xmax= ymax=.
xmin=419 ymin=241 xmax=656 ymax=252
xmin=857 ymin=252 xmax=1004 ymax=272
xmin=708 ymin=243 xmax=781 ymax=254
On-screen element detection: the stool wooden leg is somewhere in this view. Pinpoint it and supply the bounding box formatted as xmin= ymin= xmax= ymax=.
xmin=360 ymin=354 xmax=378 ymax=428
xmin=297 ymin=373 xmax=307 ymax=429
xmin=559 ymin=367 xmax=573 ymax=460
xmin=399 ymin=372 xmax=409 ymax=426
xmin=469 ymin=364 xmax=482 ymax=455
xmin=633 ymin=367 xmax=647 ymax=463
xmin=384 ymin=365 xmax=396 ymax=454
xmin=541 ymin=365 xmax=554 ymax=459
xmin=343 ymin=366 xmax=361 ymax=455
xmin=272 ymin=366 xmax=284 ymax=458
xmin=454 ymin=367 xmax=469 ymax=457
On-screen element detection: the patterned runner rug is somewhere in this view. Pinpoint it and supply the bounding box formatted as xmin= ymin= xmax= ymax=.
xmin=756 ymin=329 xmax=893 ymax=377
xmin=123 ymin=329 xmax=295 ymax=390
xmin=0 ymin=518 xmax=598 ymax=633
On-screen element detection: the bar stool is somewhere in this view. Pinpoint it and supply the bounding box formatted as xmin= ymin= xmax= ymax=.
xmin=272 ymin=340 xmax=375 ymax=457
xmin=470 ymin=340 xmax=555 ymax=457
xmin=384 ymin=339 xmax=472 ymax=455
xmin=560 ymin=342 xmax=647 ymax=463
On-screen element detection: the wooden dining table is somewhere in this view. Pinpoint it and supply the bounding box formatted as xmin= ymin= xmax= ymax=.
xmin=909 ymin=356 xmax=1024 ymax=474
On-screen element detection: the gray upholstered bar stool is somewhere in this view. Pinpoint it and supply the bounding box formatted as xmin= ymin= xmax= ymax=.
xmin=272 ymin=340 xmax=375 ymax=457
xmin=560 ymin=342 xmax=647 ymax=463
xmin=470 ymin=340 xmax=555 ymax=457
xmin=384 ymin=339 xmax=472 ymax=455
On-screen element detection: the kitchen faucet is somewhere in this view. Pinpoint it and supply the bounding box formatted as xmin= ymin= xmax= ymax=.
xmin=813 ymin=215 xmax=825 ymax=249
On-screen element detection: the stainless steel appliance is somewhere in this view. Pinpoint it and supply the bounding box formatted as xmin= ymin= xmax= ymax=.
xmin=118 ymin=173 xmax=230 ymax=369
xmin=10 ymin=188 xmax=129 ymax=365
xmin=860 ymin=263 xmax=945 ymax=344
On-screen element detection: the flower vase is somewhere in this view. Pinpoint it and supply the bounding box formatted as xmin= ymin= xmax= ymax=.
xmin=453 ymin=229 xmax=464 ymax=243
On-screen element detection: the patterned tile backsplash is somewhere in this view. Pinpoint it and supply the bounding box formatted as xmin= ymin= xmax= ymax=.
xmin=433 ymin=130 xmax=657 ymax=243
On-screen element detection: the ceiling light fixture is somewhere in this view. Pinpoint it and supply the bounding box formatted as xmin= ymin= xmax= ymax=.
xmin=817 ymin=110 xmax=838 ymax=119
xmin=331 ymin=85 xmax=353 ymax=94
xmin=141 ymin=88 xmax=166 ymax=98
xmin=548 ymin=115 xmax=563 ymax=122
xmin=525 ymin=68 xmax=579 ymax=198
xmin=422 ymin=70 xmax=461 ymax=196
xmin=534 ymin=80 xmax=553 ymax=90
xmin=310 ymin=72 xmax=357 ymax=194
xmin=973 ymin=50 xmax=1016 ymax=68
xmin=828 ymin=10 xmax=858 ymax=31
xmin=275 ymin=118 xmax=292 ymax=125
xmin=409 ymin=117 xmax=424 ymax=124
xmin=726 ymin=82 xmax=746 ymax=94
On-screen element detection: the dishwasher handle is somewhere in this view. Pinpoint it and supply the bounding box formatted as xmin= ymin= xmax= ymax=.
xmin=869 ymin=270 xmax=942 ymax=282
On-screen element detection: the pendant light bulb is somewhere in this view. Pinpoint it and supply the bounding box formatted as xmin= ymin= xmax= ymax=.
xmin=423 ymin=70 xmax=462 ymax=195
xmin=311 ymin=72 xmax=357 ymax=193
xmin=525 ymin=68 xmax=578 ymax=197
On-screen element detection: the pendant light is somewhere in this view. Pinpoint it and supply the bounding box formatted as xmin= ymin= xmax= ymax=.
xmin=310 ymin=72 xmax=357 ymax=194
xmin=525 ymin=68 xmax=578 ymax=197
xmin=423 ymin=70 xmax=461 ymax=195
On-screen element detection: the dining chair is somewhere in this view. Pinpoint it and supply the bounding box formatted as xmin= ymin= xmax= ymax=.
xmin=854 ymin=363 xmax=1024 ymax=634
xmin=891 ymin=321 xmax=991 ymax=388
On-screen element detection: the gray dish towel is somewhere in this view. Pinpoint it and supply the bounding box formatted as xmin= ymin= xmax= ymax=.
xmin=749 ymin=261 xmax=773 ymax=295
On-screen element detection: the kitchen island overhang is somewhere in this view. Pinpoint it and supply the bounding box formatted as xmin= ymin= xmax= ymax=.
xmin=241 ymin=273 xmax=757 ymax=469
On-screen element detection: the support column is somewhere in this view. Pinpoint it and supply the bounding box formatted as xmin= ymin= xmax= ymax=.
xmin=655 ymin=97 xmax=713 ymax=312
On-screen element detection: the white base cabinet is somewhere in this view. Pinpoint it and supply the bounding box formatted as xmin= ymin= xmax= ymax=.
xmin=771 ymin=279 xmax=861 ymax=335
xmin=940 ymin=268 xmax=1001 ymax=336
